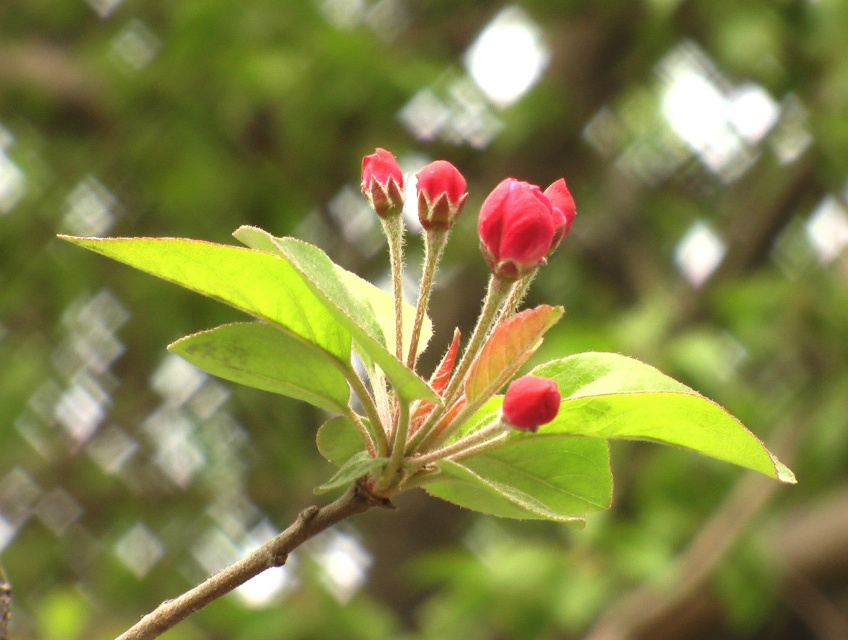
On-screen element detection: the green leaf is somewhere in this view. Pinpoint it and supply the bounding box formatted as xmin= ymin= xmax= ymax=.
xmin=315 ymin=451 xmax=387 ymax=494
xmin=233 ymin=226 xmax=437 ymax=403
xmin=60 ymin=236 xmax=351 ymax=364
xmin=465 ymin=305 xmax=563 ymax=403
xmin=424 ymin=435 xmax=612 ymax=523
xmin=534 ymin=351 xmax=693 ymax=397
xmin=317 ymin=416 xmax=368 ymax=466
xmin=169 ymin=322 xmax=350 ymax=414
xmin=452 ymin=396 xmax=504 ymax=440
xmin=533 ymin=353 xmax=796 ymax=483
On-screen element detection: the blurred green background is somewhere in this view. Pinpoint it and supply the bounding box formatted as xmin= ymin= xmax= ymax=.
xmin=2 ymin=1 xmax=848 ymax=639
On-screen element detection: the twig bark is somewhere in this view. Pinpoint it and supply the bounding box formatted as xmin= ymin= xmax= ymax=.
xmin=0 ymin=566 xmax=10 ymax=640
xmin=114 ymin=483 xmax=379 ymax=640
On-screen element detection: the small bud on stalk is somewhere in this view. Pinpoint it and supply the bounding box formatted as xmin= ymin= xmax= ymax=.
xmin=478 ymin=178 xmax=556 ymax=281
xmin=502 ymin=375 xmax=561 ymax=432
xmin=361 ymin=148 xmax=405 ymax=217
xmin=416 ymin=160 xmax=468 ymax=230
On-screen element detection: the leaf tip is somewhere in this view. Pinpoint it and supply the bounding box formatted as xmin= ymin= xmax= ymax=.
xmin=232 ymin=224 xmax=263 ymax=237
xmin=774 ymin=459 xmax=797 ymax=484
xmin=563 ymin=517 xmax=587 ymax=530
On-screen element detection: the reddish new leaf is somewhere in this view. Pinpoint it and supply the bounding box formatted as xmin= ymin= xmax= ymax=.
xmin=464 ymin=305 xmax=563 ymax=403
xmin=430 ymin=327 xmax=461 ymax=394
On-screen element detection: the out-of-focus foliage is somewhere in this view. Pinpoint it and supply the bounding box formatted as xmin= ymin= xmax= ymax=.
xmin=2 ymin=1 xmax=847 ymax=639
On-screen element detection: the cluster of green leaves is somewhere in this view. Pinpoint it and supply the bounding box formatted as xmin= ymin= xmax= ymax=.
xmin=62 ymin=229 xmax=794 ymax=529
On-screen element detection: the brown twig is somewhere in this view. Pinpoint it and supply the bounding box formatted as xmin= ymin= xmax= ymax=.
xmin=0 ymin=566 xmax=10 ymax=640
xmin=114 ymin=482 xmax=380 ymax=640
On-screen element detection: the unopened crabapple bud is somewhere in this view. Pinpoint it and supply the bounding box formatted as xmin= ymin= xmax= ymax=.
xmin=502 ymin=375 xmax=561 ymax=432
xmin=361 ymin=148 xmax=405 ymax=217
xmin=416 ymin=160 xmax=468 ymax=230
xmin=477 ymin=178 xmax=555 ymax=281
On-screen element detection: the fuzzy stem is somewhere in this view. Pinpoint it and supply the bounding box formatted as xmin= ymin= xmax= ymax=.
xmin=406 ymin=227 xmax=449 ymax=369
xmin=381 ymin=214 xmax=406 ymax=361
xmin=113 ymin=484 xmax=375 ymax=640
xmin=346 ymin=370 xmax=388 ymax=457
xmin=415 ymin=394 xmax=487 ymax=454
xmin=412 ymin=418 xmax=506 ymax=466
xmin=448 ymin=430 xmax=511 ymax=462
xmin=379 ymin=399 xmax=411 ymax=491
xmin=441 ymin=275 xmax=513 ymax=406
xmin=494 ymin=271 xmax=536 ymax=326
xmin=405 ymin=275 xmax=512 ymax=454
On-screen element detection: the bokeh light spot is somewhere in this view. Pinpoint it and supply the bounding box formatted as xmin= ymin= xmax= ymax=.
xmin=115 ymin=522 xmax=164 ymax=578
xmin=674 ymin=220 xmax=726 ymax=287
xmin=464 ymin=6 xmax=550 ymax=109
xmin=805 ymin=195 xmax=848 ymax=264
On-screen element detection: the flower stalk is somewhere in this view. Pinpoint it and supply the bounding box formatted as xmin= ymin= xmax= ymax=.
xmin=412 ymin=418 xmax=508 ymax=466
xmin=407 ymin=227 xmax=449 ymax=368
xmin=381 ymin=213 xmax=406 ymax=361
xmin=405 ymin=274 xmax=513 ymax=454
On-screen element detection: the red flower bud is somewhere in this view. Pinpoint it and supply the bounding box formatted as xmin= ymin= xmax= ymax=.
xmin=502 ymin=375 xmax=561 ymax=432
xmin=478 ymin=178 xmax=555 ymax=280
xmin=416 ymin=160 xmax=468 ymax=230
xmin=543 ymin=179 xmax=576 ymax=252
xmin=362 ymin=148 xmax=405 ymax=217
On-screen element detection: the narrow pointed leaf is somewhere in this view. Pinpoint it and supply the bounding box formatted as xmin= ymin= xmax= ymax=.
xmin=315 ymin=451 xmax=387 ymax=494
xmin=430 ymin=328 xmax=462 ymax=395
xmin=465 ymin=305 xmax=563 ymax=402
xmin=424 ymin=435 xmax=611 ymax=523
xmin=317 ymin=416 xmax=368 ymax=467
xmin=532 ymin=353 xmax=796 ymax=483
xmin=60 ymin=236 xmax=351 ymax=363
xmin=169 ymin=322 xmax=350 ymax=414
xmin=234 ymin=226 xmax=437 ymax=403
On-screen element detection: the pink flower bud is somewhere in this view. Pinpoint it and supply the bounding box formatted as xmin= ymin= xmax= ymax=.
xmin=362 ymin=148 xmax=405 ymax=217
xmin=478 ymin=178 xmax=555 ymax=280
xmin=543 ymin=179 xmax=576 ymax=252
xmin=502 ymin=375 xmax=561 ymax=432
xmin=416 ymin=160 xmax=468 ymax=230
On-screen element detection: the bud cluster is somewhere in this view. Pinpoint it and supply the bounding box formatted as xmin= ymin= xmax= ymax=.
xmin=359 ymin=148 xmax=575 ymax=492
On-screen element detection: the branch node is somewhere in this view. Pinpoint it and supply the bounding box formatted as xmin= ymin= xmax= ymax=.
xmin=298 ymin=506 xmax=320 ymax=522
xmin=273 ymin=553 xmax=288 ymax=567
xmin=354 ymin=479 xmax=396 ymax=509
